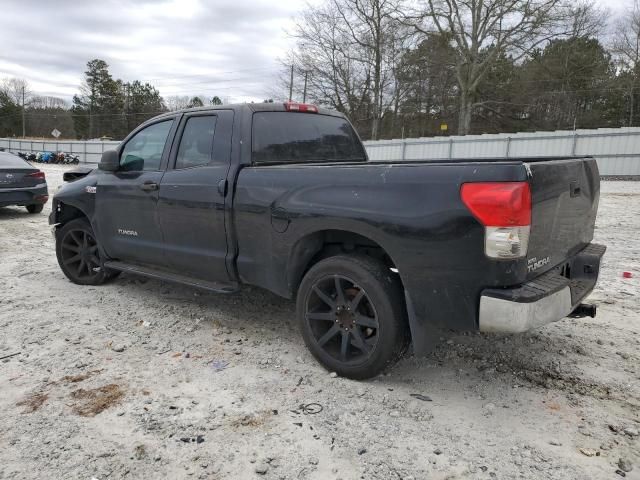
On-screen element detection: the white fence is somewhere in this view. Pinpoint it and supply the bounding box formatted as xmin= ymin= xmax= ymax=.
xmin=0 ymin=138 xmax=120 ymax=165
xmin=2 ymin=126 xmax=640 ymax=175
xmin=363 ymin=127 xmax=640 ymax=176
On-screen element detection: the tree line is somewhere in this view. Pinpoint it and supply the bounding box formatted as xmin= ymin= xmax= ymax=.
xmin=3 ymin=0 xmax=640 ymax=141
xmin=286 ymin=0 xmax=640 ymax=139
xmin=0 ymin=60 xmax=225 ymax=140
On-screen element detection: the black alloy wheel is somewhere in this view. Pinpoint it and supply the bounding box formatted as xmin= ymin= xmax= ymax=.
xmin=297 ymin=255 xmax=408 ymax=379
xmin=305 ymin=274 xmax=379 ymax=364
xmin=60 ymin=228 xmax=101 ymax=281
xmin=55 ymin=218 xmax=118 ymax=285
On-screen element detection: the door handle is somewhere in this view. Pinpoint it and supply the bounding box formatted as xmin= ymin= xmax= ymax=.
xmin=217 ymin=179 xmax=228 ymax=196
xmin=140 ymin=181 xmax=159 ymax=192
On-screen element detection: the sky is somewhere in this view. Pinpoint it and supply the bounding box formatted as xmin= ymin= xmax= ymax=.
xmin=0 ymin=0 xmax=633 ymax=105
xmin=0 ymin=0 xmax=309 ymax=104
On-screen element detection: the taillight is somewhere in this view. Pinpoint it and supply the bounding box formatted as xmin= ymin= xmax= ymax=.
xmin=461 ymin=182 xmax=531 ymax=259
xmin=284 ymin=102 xmax=318 ymax=113
xmin=27 ymin=171 xmax=46 ymax=181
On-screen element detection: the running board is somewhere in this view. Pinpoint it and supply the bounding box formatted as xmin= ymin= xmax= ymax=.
xmin=104 ymin=261 xmax=238 ymax=294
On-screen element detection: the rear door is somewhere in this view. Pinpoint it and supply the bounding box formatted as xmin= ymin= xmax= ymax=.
xmin=526 ymin=157 xmax=600 ymax=279
xmin=157 ymin=110 xmax=234 ymax=282
xmin=95 ymin=118 xmax=177 ymax=266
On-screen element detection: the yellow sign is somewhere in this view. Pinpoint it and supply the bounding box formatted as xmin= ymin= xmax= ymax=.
xmin=440 ymin=123 xmax=448 ymax=131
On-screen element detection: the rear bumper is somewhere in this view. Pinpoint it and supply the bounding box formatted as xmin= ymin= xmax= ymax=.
xmin=0 ymin=183 xmax=48 ymax=207
xmin=479 ymin=243 xmax=606 ymax=333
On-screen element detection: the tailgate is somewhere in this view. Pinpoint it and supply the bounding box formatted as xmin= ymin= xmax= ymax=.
xmin=526 ymin=157 xmax=599 ymax=279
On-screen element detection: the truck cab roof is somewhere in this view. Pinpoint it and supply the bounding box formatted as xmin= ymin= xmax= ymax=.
xmin=149 ymin=102 xmax=344 ymax=124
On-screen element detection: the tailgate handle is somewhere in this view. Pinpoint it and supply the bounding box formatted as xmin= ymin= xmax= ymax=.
xmin=570 ymin=181 xmax=581 ymax=197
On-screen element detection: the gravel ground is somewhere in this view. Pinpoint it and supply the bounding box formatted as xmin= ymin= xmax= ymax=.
xmin=1 ymin=164 xmax=639 ymax=480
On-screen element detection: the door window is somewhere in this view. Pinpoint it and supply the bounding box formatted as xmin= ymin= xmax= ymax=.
xmin=175 ymin=116 xmax=217 ymax=169
xmin=120 ymin=120 xmax=173 ymax=171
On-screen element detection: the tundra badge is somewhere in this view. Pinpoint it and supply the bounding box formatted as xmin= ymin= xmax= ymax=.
xmin=527 ymin=256 xmax=550 ymax=273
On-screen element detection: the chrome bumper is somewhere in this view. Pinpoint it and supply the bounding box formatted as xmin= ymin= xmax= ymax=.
xmin=479 ymin=286 xmax=573 ymax=333
xmin=478 ymin=243 xmax=605 ymax=333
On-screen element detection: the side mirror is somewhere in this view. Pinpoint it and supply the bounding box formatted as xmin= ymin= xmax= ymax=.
xmin=98 ymin=150 xmax=119 ymax=172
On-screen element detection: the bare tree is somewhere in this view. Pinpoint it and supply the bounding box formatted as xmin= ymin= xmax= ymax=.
xmin=290 ymin=0 xmax=408 ymax=140
xmin=289 ymin=4 xmax=373 ymax=130
xmin=612 ymin=0 xmax=640 ymax=126
xmin=568 ymin=0 xmax=608 ymax=39
xmin=414 ymin=0 xmax=567 ymax=135
xmin=1 ymin=78 xmax=32 ymax=137
xmin=164 ymin=95 xmax=191 ymax=111
xmin=334 ymin=0 xmax=406 ymax=139
xmin=30 ymin=96 xmax=68 ymax=110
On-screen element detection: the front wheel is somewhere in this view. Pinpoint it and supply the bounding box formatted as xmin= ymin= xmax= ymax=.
xmin=55 ymin=218 xmax=118 ymax=285
xmin=296 ymin=255 xmax=408 ymax=380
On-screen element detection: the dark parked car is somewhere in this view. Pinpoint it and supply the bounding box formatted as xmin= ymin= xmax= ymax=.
xmin=0 ymin=151 xmax=48 ymax=213
xmin=49 ymin=103 xmax=605 ymax=379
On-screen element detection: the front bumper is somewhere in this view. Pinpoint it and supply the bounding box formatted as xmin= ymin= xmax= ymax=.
xmin=0 ymin=183 xmax=48 ymax=207
xmin=479 ymin=243 xmax=606 ymax=333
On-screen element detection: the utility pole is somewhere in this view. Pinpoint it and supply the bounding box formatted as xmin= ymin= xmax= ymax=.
xmin=89 ymin=86 xmax=94 ymax=139
xmin=125 ymin=82 xmax=130 ymax=132
xmin=288 ymin=64 xmax=294 ymax=102
xmin=21 ymin=85 xmax=26 ymax=138
xmin=303 ymin=71 xmax=308 ymax=103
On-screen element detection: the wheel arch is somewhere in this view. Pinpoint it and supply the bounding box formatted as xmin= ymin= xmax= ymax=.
xmin=53 ymin=201 xmax=90 ymax=226
xmin=286 ymin=228 xmax=437 ymax=356
xmin=286 ymin=229 xmax=401 ymax=298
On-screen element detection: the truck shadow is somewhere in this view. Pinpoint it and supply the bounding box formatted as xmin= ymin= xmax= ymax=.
xmin=0 ymin=206 xmax=36 ymax=219
xmin=106 ymin=272 xmax=623 ymax=403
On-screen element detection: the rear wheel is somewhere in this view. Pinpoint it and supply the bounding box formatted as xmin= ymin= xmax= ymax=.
xmin=26 ymin=204 xmax=43 ymax=214
xmin=296 ymin=255 xmax=408 ymax=380
xmin=55 ymin=218 xmax=118 ymax=285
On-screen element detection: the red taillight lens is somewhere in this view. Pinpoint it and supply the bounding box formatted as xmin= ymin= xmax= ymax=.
xmin=284 ymin=102 xmax=318 ymax=113
xmin=27 ymin=171 xmax=46 ymax=181
xmin=461 ymin=182 xmax=531 ymax=227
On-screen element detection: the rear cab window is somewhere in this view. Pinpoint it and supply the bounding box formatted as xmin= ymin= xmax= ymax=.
xmin=252 ymin=112 xmax=366 ymax=164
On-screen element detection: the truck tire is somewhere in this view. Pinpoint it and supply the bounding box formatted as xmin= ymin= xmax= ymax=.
xmin=296 ymin=255 xmax=408 ymax=380
xmin=55 ymin=218 xmax=119 ymax=286
xmin=26 ymin=204 xmax=43 ymax=214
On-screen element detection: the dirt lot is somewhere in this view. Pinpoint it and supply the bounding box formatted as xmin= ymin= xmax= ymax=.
xmin=1 ymin=164 xmax=639 ymax=480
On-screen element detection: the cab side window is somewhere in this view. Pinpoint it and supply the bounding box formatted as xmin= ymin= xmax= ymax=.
xmin=175 ymin=116 xmax=217 ymax=169
xmin=120 ymin=120 xmax=173 ymax=172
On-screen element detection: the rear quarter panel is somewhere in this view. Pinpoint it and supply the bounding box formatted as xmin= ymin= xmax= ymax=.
xmin=233 ymin=161 xmax=528 ymax=330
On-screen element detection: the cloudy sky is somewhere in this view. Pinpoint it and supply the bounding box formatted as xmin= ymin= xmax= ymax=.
xmin=0 ymin=0 xmax=311 ymax=103
xmin=0 ymin=0 xmax=632 ymax=104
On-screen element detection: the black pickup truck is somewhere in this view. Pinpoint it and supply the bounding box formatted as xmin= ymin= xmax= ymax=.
xmin=50 ymin=103 xmax=605 ymax=379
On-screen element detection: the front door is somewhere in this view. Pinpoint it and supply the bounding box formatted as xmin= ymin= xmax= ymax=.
xmin=95 ymin=118 xmax=176 ymax=266
xmin=158 ymin=110 xmax=233 ymax=282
